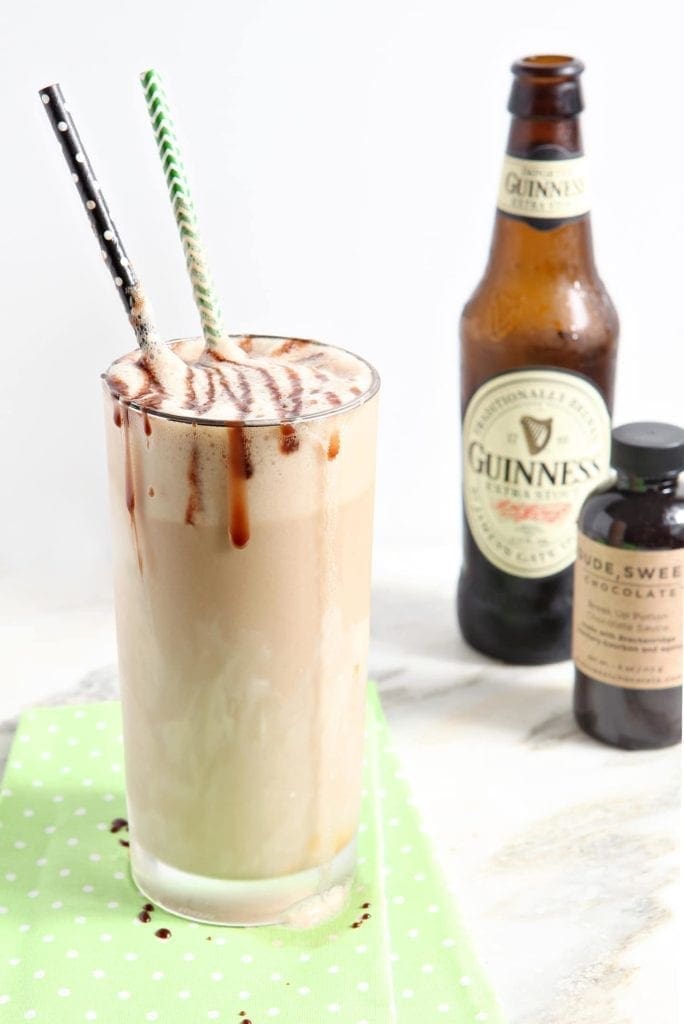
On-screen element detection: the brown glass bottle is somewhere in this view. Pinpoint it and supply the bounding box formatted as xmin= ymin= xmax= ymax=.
xmin=458 ymin=56 xmax=619 ymax=664
xmin=573 ymin=423 xmax=684 ymax=750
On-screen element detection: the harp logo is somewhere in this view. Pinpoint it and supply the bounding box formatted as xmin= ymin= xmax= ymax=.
xmin=521 ymin=416 xmax=552 ymax=455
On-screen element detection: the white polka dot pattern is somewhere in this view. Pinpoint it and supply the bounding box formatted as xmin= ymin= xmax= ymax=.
xmin=38 ymin=82 xmax=142 ymax=319
xmin=0 ymin=694 xmax=503 ymax=1022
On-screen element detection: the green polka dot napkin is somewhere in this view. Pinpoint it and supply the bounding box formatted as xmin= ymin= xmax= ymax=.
xmin=0 ymin=688 xmax=504 ymax=1023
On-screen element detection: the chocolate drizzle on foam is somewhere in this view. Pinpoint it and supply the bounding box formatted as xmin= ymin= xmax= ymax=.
xmin=105 ymin=335 xmax=373 ymax=423
xmin=285 ymin=366 xmax=304 ymax=417
xmin=254 ymin=364 xmax=286 ymax=412
xmin=195 ymin=368 xmax=216 ymax=415
xmin=184 ymin=367 xmax=197 ymax=410
xmin=141 ymin=361 xmax=167 ymax=410
xmin=106 ymin=336 xmax=375 ymax=551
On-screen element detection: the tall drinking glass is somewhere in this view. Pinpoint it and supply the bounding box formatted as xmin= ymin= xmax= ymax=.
xmin=102 ymin=336 xmax=379 ymax=926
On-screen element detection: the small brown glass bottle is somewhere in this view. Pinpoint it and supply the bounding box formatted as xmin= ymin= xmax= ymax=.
xmin=573 ymin=423 xmax=684 ymax=749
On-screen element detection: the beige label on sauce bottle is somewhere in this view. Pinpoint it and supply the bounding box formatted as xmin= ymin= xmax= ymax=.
xmin=497 ymin=155 xmax=590 ymax=220
xmin=573 ymin=534 xmax=684 ymax=689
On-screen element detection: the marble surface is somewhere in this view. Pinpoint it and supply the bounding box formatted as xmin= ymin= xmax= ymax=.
xmin=1 ymin=549 xmax=679 ymax=1024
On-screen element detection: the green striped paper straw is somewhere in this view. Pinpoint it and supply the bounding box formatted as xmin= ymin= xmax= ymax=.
xmin=140 ymin=69 xmax=225 ymax=349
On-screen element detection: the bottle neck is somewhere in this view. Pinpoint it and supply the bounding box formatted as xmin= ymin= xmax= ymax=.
xmin=506 ymin=113 xmax=583 ymax=159
xmin=616 ymin=470 xmax=681 ymax=494
xmin=488 ymin=114 xmax=596 ymax=277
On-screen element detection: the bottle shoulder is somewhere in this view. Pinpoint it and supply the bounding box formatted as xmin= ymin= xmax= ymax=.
xmin=461 ymin=269 xmax=618 ymax=334
xmin=459 ymin=289 xmax=619 ymax=406
xmin=579 ymin=486 xmax=684 ymax=550
xmin=459 ymin=217 xmax=619 ymax=407
xmin=461 ymin=258 xmax=618 ymax=356
xmin=461 ymin=215 xmax=618 ymax=339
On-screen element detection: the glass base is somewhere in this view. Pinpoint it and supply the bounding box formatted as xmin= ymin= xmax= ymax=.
xmin=130 ymin=837 xmax=357 ymax=928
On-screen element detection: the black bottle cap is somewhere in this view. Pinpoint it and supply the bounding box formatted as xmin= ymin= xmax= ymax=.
xmin=611 ymin=422 xmax=684 ymax=477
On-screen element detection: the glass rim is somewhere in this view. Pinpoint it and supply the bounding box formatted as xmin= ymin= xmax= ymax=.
xmin=102 ymin=335 xmax=381 ymax=428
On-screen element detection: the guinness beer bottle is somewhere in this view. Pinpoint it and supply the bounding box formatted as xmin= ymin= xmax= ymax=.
xmin=458 ymin=56 xmax=619 ymax=664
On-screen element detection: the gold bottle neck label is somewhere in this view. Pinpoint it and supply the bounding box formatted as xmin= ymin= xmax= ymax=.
xmin=462 ymin=368 xmax=610 ymax=579
xmin=573 ymin=534 xmax=684 ymax=690
xmin=497 ymin=155 xmax=590 ymax=222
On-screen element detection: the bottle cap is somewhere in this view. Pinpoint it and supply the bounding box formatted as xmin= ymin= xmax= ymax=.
xmin=611 ymin=422 xmax=684 ymax=478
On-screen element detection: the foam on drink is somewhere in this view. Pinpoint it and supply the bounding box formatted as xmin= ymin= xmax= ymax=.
xmin=105 ymin=335 xmax=374 ymax=421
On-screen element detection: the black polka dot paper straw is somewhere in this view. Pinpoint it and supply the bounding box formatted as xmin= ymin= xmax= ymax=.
xmin=39 ymin=83 xmax=147 ymax=325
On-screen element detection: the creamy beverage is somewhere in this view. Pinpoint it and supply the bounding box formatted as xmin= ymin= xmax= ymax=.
xmin=103 ymin=335 xmax=379 ymax=925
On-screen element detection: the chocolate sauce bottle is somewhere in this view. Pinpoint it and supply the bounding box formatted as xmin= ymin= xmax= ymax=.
xmin=573 ymin=423 xmax=684 ymax=749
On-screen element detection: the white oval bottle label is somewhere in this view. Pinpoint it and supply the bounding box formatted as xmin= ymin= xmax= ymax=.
xmin=462 ymin=368 xmax=611 ymax=579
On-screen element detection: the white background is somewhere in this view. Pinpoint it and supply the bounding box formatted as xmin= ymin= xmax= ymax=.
xmin=1 ymin=0 xmax=682 ymax=604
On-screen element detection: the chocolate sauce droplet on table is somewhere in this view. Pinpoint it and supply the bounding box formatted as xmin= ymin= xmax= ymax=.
xmin=110 ymin=817 xmax=128 ymax=833
xmin=119 ymin=839 xmax=130 ymax=848
xmin=155 ymin=928 xmax=171 ymax=940
xmin=138 ymin=909 xmax=151 ymax=923
xmin=351 ymin=901 xmax=372 ymax=928
xmin=227 ymin=426 xmax=251 ymax=548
